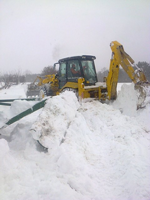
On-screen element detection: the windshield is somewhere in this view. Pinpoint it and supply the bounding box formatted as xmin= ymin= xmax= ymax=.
xmin=81 ymin=60 xmax=97 ymax=83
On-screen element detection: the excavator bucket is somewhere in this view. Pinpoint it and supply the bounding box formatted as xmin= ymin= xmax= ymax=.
xmin=135 ymin=82 xmax=150 ymax=109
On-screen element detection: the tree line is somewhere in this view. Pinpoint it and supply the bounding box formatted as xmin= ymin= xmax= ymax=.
xmin=0 ymin=66 xmax=57 ymax=88
xmin=0 ymin=71 xmax=26 ymax=88
xmin=97 ymin=62 xmax=150 ymax=82
xmin=0 ymin=61 xmax=149 ymax=88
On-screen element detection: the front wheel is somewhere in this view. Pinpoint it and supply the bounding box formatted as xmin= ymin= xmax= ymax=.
xmin=39 ymin=88 xmax=46 ymax=99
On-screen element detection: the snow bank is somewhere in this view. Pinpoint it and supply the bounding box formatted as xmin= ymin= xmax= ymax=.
xmin=0 ymin=83 xmax=150 ymax=200
xmin=0 ymin=83 xmax=29 ymax=127
xmin=29 ymin=90 xmax=150 ymax=200
xmin=31 ymin=91 xmax=80 ymax=149
xmin=0 ymin=84 xmax=27 ymax=99
xmin=0 ymin=100 xmax=39 ymax=128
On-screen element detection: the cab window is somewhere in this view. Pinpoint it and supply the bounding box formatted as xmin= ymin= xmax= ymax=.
xmin=67 ymin=60 xmax=81 ymax=78
xmin=81 ymin=60 xmax=97 ymax=83
xmin=59 ymin=62 xmax=66 ymax=78
xmin=59 ymin=62 xmax=67 ymax=88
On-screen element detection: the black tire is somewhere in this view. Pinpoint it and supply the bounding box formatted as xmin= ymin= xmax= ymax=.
xmin=39 ymin=85 xmax=47 ymax=99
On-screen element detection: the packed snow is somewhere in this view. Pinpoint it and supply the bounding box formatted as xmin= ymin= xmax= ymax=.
xmin=0 ymin=83 xmax=150 ymax=200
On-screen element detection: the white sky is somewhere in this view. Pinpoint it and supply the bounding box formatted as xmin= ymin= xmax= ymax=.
xmin=0 ymin=0 xmax=150 ymax=74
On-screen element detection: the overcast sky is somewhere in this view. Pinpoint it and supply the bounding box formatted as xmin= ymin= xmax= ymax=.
xmin=0 ymin=0 xmax=150 ymax=74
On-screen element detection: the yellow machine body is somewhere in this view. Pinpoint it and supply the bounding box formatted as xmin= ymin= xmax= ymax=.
xmin=28 ymin=41 xmax=149 ymax=107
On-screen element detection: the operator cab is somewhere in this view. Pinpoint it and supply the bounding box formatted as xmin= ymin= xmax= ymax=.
xmin=58 ymin=55 xmax=98 ymax=89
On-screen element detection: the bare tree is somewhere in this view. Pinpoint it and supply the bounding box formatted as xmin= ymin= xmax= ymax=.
xmin=0 ymin=69 xmax=26 ymax=88
xmin=41 ymin=66 xmax=57 ymax=76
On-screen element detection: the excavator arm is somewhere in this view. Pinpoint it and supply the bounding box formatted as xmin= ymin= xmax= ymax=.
xmin=106 ymin=41 xmax=148 ymax=102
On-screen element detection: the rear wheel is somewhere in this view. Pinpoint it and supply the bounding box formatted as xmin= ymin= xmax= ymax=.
xmin=39 ymin=83 xmax=55 ymax=99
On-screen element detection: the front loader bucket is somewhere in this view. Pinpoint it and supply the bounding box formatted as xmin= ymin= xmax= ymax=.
xmin=26 ymin=89 xmax=41 ymax=97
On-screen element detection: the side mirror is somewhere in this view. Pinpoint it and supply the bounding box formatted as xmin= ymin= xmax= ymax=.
xmin=53 ymin=63 xmax=59 ymax=71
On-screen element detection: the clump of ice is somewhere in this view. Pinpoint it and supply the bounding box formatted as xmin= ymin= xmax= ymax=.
xmin=0 ymin=100 xmax=38 ymax=128
xmin=112 ymin=83 xmax=138 ymax=116
xmin=10 ymin=100 xmax=35 ymax=116
xmin=31 ymin=91 xmax=80 ymax=149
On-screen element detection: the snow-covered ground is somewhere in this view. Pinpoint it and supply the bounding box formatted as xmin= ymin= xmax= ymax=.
xmin=0 ymin=83 xmax=150 ymax=200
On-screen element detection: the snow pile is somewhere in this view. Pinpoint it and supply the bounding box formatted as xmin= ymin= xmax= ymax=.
xmin=113 ymin=83 xmax=138 ymax=116
xmin=0 ymin=100 xmax=39 ymax=128
xmin=0 ymin=83 xmax=28 ymax=127
xmin=31 ymin=90 xmax=150 ymax=199
xmin=113 ymin=83 xmax=150 ymax=116
xmin=31 ymin=92 xmax=80 ymax=149
xmin=0 ymin=83 xmax=150 ymax=200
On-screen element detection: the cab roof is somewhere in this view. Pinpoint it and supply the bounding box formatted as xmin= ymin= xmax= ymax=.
xmin=58 ymin=55 xmax=96 ymax=63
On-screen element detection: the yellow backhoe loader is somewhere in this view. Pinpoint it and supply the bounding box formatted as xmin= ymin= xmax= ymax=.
xmin=38 ymin=41 xmax=149 ymax=108
xmin=1 ymin=41 xmax=149 ymax=134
